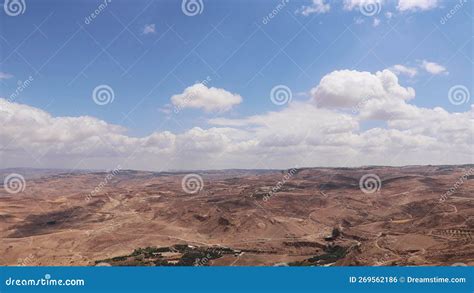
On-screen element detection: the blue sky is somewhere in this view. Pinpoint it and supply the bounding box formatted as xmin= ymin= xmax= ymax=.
xmin=0 ymin=0 xmax=473 ymax=170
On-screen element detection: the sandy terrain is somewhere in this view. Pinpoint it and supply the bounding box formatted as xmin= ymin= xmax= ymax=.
xmin=0 ymin=165 xmax=473 ymax=266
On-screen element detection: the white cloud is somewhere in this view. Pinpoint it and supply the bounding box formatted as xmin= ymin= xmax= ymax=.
xmin=170 ymin=83 xmax=242 ymax=112
xmin=1 ymin=69 xmax=472 ymax=170
xmin=373 ymin=18 xmax=381 ymax=26
xmin=397 ymin=0 xmax=439 ymax=11
xmin=310 ymin=69 xmax=415 ymax=108
xmin=420 ymin=60 xmax=448 ymax=75
xmin=0 ymin=72 xmax=13 ymax=79
xmin=354 ymin=17 xmax=365 ymax=24
xmin=297 ymin=0 xmax=330 ymax=16
xmin=210 ymin=102 xmax=358 ymax=148
xmin=297 ymin=0 xmax=438 ymax=16
xmin=389 ymin=64 xmax=418 ymax=77
xmin=142 ymin=24 xmax=156 ymax=35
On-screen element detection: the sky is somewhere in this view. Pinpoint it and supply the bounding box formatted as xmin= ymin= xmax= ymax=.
xmin=0 ymin=0 xmax=473 ymax=171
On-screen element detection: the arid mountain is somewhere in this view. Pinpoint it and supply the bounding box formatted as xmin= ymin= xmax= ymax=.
xmin=1 ymin=165 xmax=473 ymax=266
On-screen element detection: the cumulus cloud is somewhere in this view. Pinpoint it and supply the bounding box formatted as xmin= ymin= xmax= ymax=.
xmin=297 ymin=0 xmax=330 ymax=16
xmin=420 ymin=60 xmax=448 ymax=75
xmin=210 ymin=102 xmax=358 ymax=148
xmin=170 ymin=83 xmax=242 ymax=112
xmin=397 ymin=0 xmax=439 ymax=11
xmin=389 ymin=64 xmax=418 ymax=77
xmin=142 ymin=24 xmax=156 ymax=35
xmin=310 ymin=69 xmax=415 ymax=108
xmin=1 ymin=69 xmax=472 ymax=170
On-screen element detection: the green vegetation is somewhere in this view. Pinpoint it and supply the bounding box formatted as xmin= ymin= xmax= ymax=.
xmin=288 ymin=245 xmax=347 ymax=266
xmin=95 ymin=244 xmax=238 ymax=266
